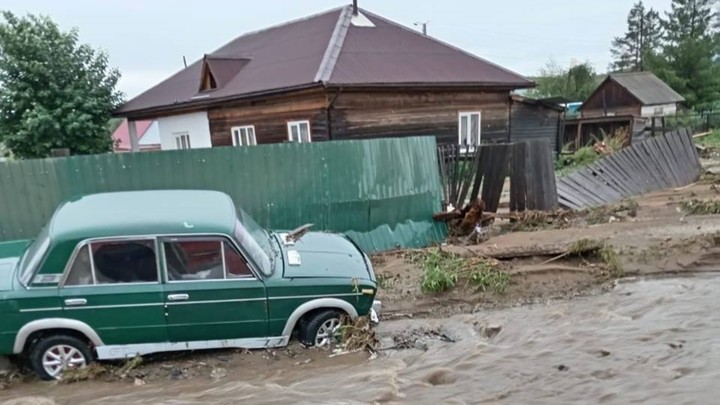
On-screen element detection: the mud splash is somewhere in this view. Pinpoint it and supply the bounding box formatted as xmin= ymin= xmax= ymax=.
xmin=3 ymin=275 xmax=720 ymax=404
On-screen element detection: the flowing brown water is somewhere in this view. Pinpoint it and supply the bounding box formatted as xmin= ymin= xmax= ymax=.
xmin=3 ymin=275 xmax=720 ymax=404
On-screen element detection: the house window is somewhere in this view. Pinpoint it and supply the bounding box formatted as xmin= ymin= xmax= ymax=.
xmin=458 ymin=112 xmax=481 ymax=148
xmin=231 ymin=126 xmax=257 ymax=146
xmin=287 ymin=120 xmax=311 ymax=143
xmin=174 ymin=133 xmax=191 ymax=150
xmin=653 ymin=106 xmax=664 ymax=116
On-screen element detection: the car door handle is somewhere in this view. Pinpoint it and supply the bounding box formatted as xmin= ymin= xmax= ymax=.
xmin=64 ymin=298 xmax=87 ymax=307
xmin=167 ymin=294 xmax=189 ymax=302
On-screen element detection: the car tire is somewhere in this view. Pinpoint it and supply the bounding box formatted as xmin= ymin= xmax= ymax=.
xmin=298 ymin=310 xmax=343 ymax=348
xmin=28 ymin=335 xmax=93 ymax=381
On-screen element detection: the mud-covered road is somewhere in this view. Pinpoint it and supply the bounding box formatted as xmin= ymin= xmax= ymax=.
xmin=3 ymin=275 xmax=719 ymax=404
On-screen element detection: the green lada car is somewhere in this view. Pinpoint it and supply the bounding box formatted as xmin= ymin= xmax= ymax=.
xmin=0 ymin=190 xmax=380 ymax=380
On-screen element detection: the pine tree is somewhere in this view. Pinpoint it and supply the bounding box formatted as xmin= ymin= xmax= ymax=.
xmin=654 ymin=0 xmax=720 ymax=108
xmin=610 ymin=1 xmax=663 ymax=72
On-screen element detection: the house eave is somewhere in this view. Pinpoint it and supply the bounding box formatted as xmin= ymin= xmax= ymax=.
xmin=113 ymin=83 xmax=326 ymax=120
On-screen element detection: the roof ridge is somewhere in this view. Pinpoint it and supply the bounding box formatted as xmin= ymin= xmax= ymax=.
xmin=205 ymin=54 xmax=253 ymax=61
xmin=357 ymin=8 xmax=532 ymax=86
xmin=610 ymin=71 xmax=653 ymax=76
xmin=314 ymin=5 xmax=353 ymax=83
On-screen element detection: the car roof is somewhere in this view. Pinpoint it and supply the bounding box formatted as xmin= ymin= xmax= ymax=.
xmin=49 ymin=190 xmax=237 ymax=242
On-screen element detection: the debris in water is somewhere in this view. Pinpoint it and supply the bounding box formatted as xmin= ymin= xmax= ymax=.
xmin=210 ymin=367 xmax=227 ymax=380
xmin=170 ymin=368 xmax=186 ymax=380
xmin=668 ymin=342 xmax=684 ymax=349
xmin=598 ymin=350 xmax=611 ymax=357
xmin=340 ymin=316 xmax=378 ymax=353
xmin=134 ymin=378 xmax=146 ymax=386
xmin=557 ymin=364 xmax=569 ymax=372
xmin=482 ymin=324 xmax=503 ymax=339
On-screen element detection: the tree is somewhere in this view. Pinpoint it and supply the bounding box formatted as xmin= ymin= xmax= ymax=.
xmin=530 ymin=60 xmax=599 ymax=101
xmin=610 ymin=2 xmax=663 ymax=72
xmin=652 ymin=0 xmax=720 ymax=108
xmin=0 ymin=12 xmax=122 ymax=159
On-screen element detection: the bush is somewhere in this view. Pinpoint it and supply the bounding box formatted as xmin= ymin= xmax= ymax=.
xmin=420 ymin=265 xmax=458 ymax=293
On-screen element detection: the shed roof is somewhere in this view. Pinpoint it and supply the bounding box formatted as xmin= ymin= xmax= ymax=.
xmin=116 ymin=6 xmax=532 ymax=117
xmin=606 ymin=72 xmax=684 ymax=105
xmin=50 ymin=190 xmax=237 ymax=242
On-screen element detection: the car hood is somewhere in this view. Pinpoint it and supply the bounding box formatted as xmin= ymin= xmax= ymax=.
xmin=0 ymin=257 xmax=18 ymax=292
xmin=277 ymin=232 xmax=371 ymax=280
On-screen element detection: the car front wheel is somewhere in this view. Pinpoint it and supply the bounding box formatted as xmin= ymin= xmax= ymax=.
xmin=28 ymin=335 xmax=93 ymax=380
xmin=299 ymin=310 xmax=343 ymax=348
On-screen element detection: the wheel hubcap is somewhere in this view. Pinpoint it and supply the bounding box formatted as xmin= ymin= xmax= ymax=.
xmin=42 ymin=344 xmax=87 ymax=379
xmin=315 ymin=318 xmax=342 ymax=347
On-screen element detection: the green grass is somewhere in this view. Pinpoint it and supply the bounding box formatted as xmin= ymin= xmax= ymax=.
xmin=681 ymin=199 xmax=720 ymax=215
xmin=697 ymin=129 xmax=720 ymax=148
xmin=469 ymin=267 xmax=510 ymax=294
xmin=420 ymin=264 xmax=458 ymax=293
xmin=410 ymin=249 xmax=510 ymax=294
xmin=556 ymin=146 xmax=600 ymax=175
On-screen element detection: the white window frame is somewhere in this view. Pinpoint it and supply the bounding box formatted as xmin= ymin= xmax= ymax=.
xmin=287 ymin=120 xmax=312 ymax=143
xmin=458 ymin=112 xmax=481 ymax=151
xmin=231 ymin=125 xmax=257 ymax=147
xmin=174 ymin=132 xmax=191 ymax=150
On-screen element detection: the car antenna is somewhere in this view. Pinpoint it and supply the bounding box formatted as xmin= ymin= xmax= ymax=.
xmin=286 ymin=223 xmax=314 ymax=242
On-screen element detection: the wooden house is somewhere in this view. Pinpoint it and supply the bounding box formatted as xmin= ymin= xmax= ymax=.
xmin=114 ymin=5 xmax=536 ymax=152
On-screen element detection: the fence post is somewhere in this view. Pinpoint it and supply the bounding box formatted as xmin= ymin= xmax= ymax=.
xmin=707 ymin=113 xmax=711 ymax=133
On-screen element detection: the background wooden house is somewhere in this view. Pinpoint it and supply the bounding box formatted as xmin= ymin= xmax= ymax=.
xmin=563 ymin=72 xmax=685 ymax=149
xmin=115 ymin=5 xmax=545 ymax=152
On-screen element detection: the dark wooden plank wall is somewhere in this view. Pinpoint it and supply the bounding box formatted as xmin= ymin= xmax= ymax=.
xmin=330 ymin=90 xmax=511 ymax=144
xmin=510 ymin=101 xmax=561 ymax=153
xmin=582 ymin=80 xmax=641 ymax=118
xmin=207 ymin=90 xmax=330 ymax=146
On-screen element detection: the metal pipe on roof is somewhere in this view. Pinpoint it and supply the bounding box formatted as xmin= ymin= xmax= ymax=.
xmin=352 ymin=0 xmax=358 ymax=15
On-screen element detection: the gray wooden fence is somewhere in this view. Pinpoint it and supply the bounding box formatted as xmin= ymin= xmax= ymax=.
xmin=557 ymin=128 xmax=701 ymax=210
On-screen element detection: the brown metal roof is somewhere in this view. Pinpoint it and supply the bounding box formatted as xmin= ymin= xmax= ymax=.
xmin=116 ymin=6 xmax=533 ymax=116
xmin=328 ymin=10 xmax=533 ymax=87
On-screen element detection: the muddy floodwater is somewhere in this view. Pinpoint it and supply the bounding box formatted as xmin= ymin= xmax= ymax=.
xmin=3 ymin=275 xmax=720 ymax=404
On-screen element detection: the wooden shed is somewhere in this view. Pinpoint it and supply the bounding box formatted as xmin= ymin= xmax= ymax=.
xmin=509 ymin=95 xmax=564 ymax=153
xmin=580 ymin=72 xmax=684 ymax=119
xmin=562 ymin=72 xmax=684 ymax=149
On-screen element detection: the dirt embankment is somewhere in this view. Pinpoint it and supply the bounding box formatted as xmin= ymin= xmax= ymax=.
xmin=374 ymin=181 xmax=720 ymax=320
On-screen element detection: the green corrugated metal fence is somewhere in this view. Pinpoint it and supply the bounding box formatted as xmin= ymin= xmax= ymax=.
xmin=0 ymin=136 xmax=446 ymax=253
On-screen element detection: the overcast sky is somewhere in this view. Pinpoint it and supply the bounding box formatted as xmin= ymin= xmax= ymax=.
xmin=2 ymin=0 xmax=674 ymax=99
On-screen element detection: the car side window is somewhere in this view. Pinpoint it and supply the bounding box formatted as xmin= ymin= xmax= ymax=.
xmin=163 ymin=237 xmax=255 ymax=281
xmin=164 ymin=240 xmax=225 ymax=281
xmin=224 ymin=241 xmax=253 ymax=278
xmin=64 ymin=245 xmax=93 ymax=286
xmin=63 ymin=239 xmax=159 ymax=287
xmin=92 ymin=241 xmax=158 ymax=284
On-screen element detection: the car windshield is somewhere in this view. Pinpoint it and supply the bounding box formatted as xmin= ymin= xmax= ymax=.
xmin=234 ymin=208 xmax=274 ymax=276
xmin=18 ymin=225 xmax=51 ymax=285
